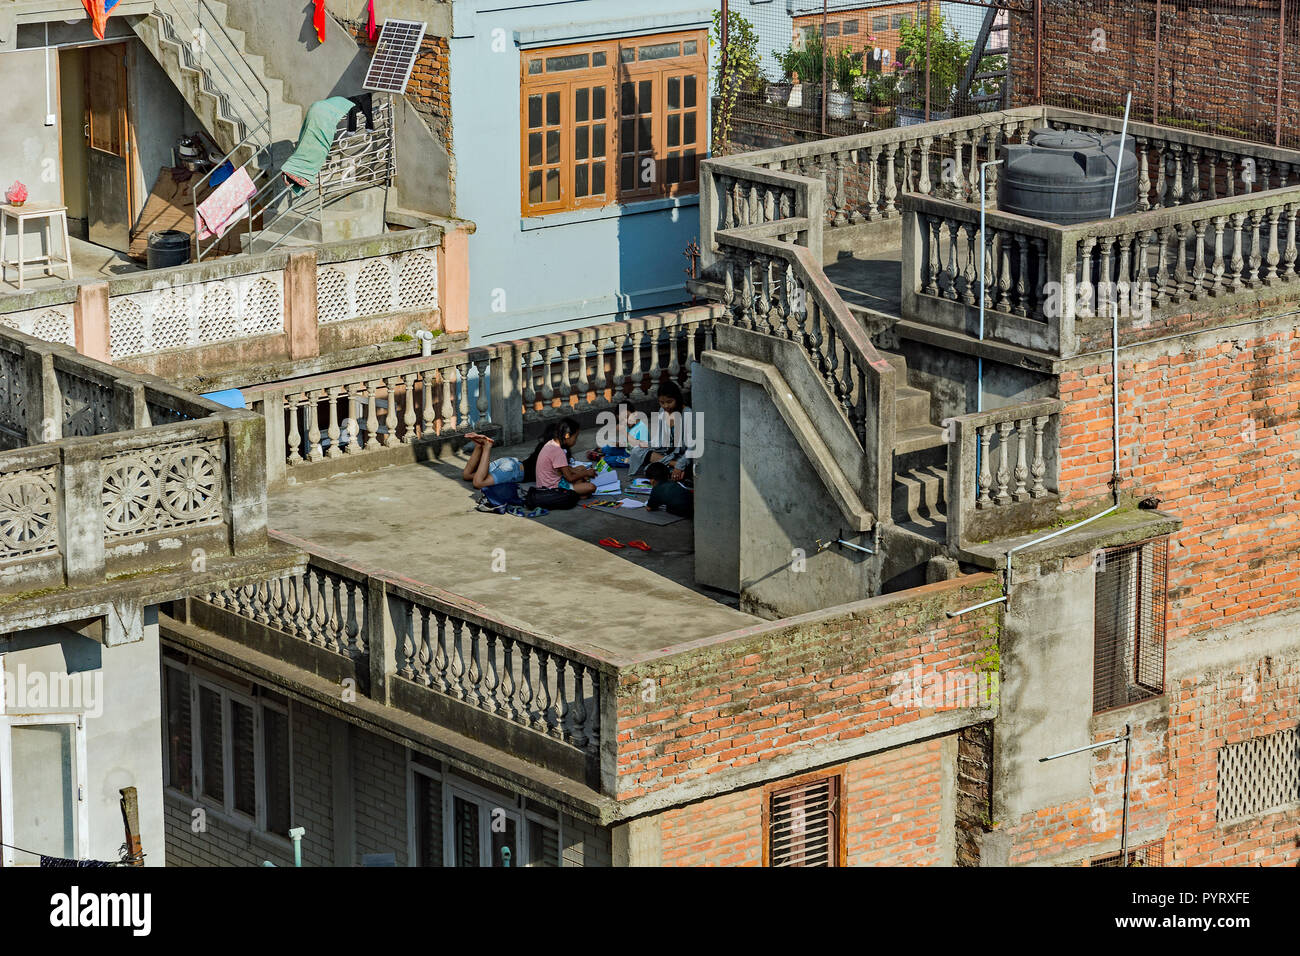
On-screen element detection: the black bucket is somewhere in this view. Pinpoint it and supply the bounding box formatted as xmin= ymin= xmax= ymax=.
xmin=147 ymin=230 xmax=192 ymax=269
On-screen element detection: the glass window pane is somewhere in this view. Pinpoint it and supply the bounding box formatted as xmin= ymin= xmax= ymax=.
xmin=620 ymin=118 xmax=635 ymax=151
xmin=414 ymin=774 xmax=442 ymax=867
xmin=453 ymin=796 xmax=480 ymax=867
xmin=593 ymin=86 xmax=607 ymax=119
xmin=892 ymin=14 xmax=908 ymax=29
xmin=825 ymin=23 xmax=840 ymax=36
xmin=684 ymin=75 xmax=696 ymax=108
xmin=668 ymin=76 xmax=680 ymax=110
xmin=621 ymin=81 xmax=635 ymax=115
xmin=843 ymin=21 xmax=859 ymax=35
xmin=593 ymin=51 xmax=607 ymax=66
xmin=546 ymin=53 xmax=589 ymax=72
xmin=231 ymin=701 xmax=255 ymax=816
xmin=546 ymin=130 xmax=560 ymax=164
xmin=667 ymin=113 xmax=680 ymax=148
xmin=576 ymin=163 xmax=589 ymax=197
xmin=10 ymin=723 xmax=76 ymax=865
xmin=166 ymin=668 xmax=191 ymax=795
xmin=529 ymin=171 xmax=542 ymax=204
xmin=637 ymin=116 xmax=652 ymax=147
xmin=620 ymin=47 xmax=635 ymax=63
xmin=576 ymin=126 xmax=589 ymax=161
xmin=873 ymin=15 xmax=888 ymax=31
xmin=683 ymin=149 xmax=697 ymax=182
xmin=639 ymin=42 xmax=680 ymax=61
xmin=638 ymin=80 xmax=652 ymax=112
xmin=593 ymin=161 xmax=606 ymax=194
xmin=528 ymin=94 xmax=542 ymax=129
xmin=593 ymin=123 xmax=606 ymax=157
xmin=684 ymin=112 xmax=696 ymax=145
xmin=667 ymin=152 xmax=680 ymax=184
xmin=545 ymin=169 xmax=560 ymax=202
xmin=575 ymin=87 xmax=589 ymax=123
xmin=683 ymin=40 xmax=698 ymax=55
xmin=620 ymin=156 xmax=635 ymax=190
xmin=491 ymin=816 xmax=519 ymax=867
xmin=263 ymin=708 xmax=291 ymax=836
xmin=528 ymin=59 xmax=542 ymax=75
xmin=200 ymin=686 xmax=224 ymax=801
xmin=527 ymin=820 xmax=560 ymax=867
xmin=528 ymin=132 xmax=542 ymax=167
xmin=545 ymin=91 xmax=560 ymax=125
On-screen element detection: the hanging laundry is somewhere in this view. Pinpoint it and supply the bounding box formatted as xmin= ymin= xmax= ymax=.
xmin=367 ymin=0 xmax=378 ymax=42
xmin=195 ymin=167 xmax=257 ymax=240
xmin=280 ymin=97 xmax=354 ymax=196
xmin=82 ymin=0 xmax=121 ymax=41
xmin=873 ymin=47 xmax=881 ymax=61
xmin=312 ymin=0 xmax=327 ymax=43
xmin=40 ymin=855 xmax=115 ymax=868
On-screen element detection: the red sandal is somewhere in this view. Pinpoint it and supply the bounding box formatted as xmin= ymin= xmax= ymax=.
xmin=598 ymin=537 xmax=624 ymax=549
xmin=627 ymin=539 xmax=652 ymax=551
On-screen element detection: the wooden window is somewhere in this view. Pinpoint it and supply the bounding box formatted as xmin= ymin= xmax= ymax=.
xmin=763 ymin=771 xmax=845 ymax=867
xmin=520 ymin=31 xmax=705 ymax=216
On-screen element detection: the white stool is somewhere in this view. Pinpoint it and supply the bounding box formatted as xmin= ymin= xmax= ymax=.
xmin=1 ymin=202 xmax=73 ymax=290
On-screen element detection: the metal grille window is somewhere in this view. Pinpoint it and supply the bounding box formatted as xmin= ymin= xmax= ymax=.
xmin=1093 ymin=537 xmax=1168 ymax=713
xmin=1090 ymin=840 xmax=1164 ymax=867
xmin=1217 ymin=727 xmax=1300 ymax=823
xmin=765 ymin=773 xmax=842 ymax=867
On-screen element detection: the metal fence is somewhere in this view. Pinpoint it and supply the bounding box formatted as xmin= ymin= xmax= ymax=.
xmin=1092 ymin=537 xmax=1168 ymax=714
xmin=712 ymin=0 xmax=1021 ymax=153
xmin=1090 ymin=839 xmax=1165 ymax=866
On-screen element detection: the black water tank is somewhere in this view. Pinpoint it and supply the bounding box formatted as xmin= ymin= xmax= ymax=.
xmin=999 ymin=128 xmax=1138 ymax=224
xmin=147 ymin=230 xmax=192 ymax=269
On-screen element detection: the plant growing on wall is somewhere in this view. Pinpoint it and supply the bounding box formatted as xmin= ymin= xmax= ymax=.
xmin=710 ymin=8 xmax=763 ymax=154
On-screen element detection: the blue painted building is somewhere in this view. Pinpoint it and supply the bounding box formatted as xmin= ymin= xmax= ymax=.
xmin=448 ymin=1 xmax=717 ymax=345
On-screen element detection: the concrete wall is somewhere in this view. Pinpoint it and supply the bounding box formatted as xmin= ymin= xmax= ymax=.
xmin=0 ymin=48 xmax=63 ymax=261
xmin=692 ymin=362 xmax=741 ymax=593
xmin=3 ymin=615 xmax=164 ymax=866
xmin=127 ymin=40 xmax=200 ymax=224
xmin=449 ymin=0 xmax=713 ymax=344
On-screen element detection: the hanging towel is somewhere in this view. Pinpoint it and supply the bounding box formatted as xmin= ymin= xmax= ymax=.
xmin=367 ymin=0 xmax=377 ymax=41
xmin=279 ymin=97 xmax=353 ymax=195
xmin=312 ymin=0 xmax=327 ymax=43
xmin=82 ymin=0 xmax=120 ymax=40
xmin=195 ymin=167 xmax=257 ymax=240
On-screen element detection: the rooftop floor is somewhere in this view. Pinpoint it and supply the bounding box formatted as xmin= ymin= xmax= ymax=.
xmin=1 ymin=235 xmax=142 ymax=294
xmin=266 ymin=442 xmax=758 ymax=661
xmin=824 ymin=243 xmax=903 ymax=320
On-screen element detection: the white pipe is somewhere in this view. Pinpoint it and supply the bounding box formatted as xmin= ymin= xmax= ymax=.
xmin=416 ymin=329 xmax=434 ymax=357
xmin=1109 ymin=92 xmax=1133 ymax=501
xmin=977 ymin=159 xmax=1004 ymax=416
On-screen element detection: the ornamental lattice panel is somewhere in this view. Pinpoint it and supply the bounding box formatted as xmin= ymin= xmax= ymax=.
xmin=108 ymin=272 xmax=286 ymax=359
xmin=0 ymin=464 xmax=59 ymax=562
xmin=1217 ymin=727 xmax=1300 ymax=823
xmin=100 ymin=439 xmax=226 ymax=540
xmin=0 ymin=306 xmax=75 ymax=347
xmin=316 ymin=249 xmax=438 ymax=325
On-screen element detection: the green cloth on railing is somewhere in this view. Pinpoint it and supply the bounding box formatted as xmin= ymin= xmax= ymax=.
xmin=279 ymin=97 xmax=354 ymax=196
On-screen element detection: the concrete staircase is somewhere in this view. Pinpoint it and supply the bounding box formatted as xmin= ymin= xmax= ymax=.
xmin=880 ymin=351 xmax=949 ymax=537
xmin=132 ymin=0 xmax=303 ymax=168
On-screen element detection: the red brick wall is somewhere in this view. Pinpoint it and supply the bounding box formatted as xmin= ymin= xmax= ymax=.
xmin=617 ymin=575 xmax=1000 ymax=800
xmin=340 ymin=21 xmax=452 ymax=151
xmin=1057 ymin=326 xmax=1300 ymax=636
xmin=656 ymin=738 xmax=951 ymax=866
xmin=1010 ymin=0 xmax=1300 ymax=148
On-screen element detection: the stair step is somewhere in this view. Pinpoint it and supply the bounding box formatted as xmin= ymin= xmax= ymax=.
xmin=892 ymin=464 xmax=948 ymax=527
xmin=878 ymin=349 xmax=908 ymax=376
xmin=894 ymin=423 xmax=947 ymax=455
xmin=894 ymin=385 xmax=931 ymax=429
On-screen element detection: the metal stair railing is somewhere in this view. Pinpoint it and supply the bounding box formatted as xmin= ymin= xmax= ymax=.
xmin=956 ymin=4 xmax=1010 ymax=114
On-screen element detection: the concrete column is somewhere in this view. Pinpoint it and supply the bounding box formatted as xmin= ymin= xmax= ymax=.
xmin=111 ymin=379 xmax=149 ymax=431
xmin=490 ymin=344 xmax=523 ymax=445
xmin=368 ymin=580 xmax=396 ymax=705
xmin=284 ymin=250 xmax=320 ymax=361
xmin=219 ymin=410 xmax=268 ymax=555
xmin=23 ymin=347 xmax=60 ymax=444
xmin=74 ymin=282 xmax=112 ymax=363
xmin=258 ymin=388 xmax=289 ymax=490
xmin=611 ymin=816 xmax=662 ymax=867
xmin=59 ymin=438 xmax=106 ymax=586
xmin=329 ymin=718 xmax=355 ymax=867
xmin=436 ymin=225 xmax=469 ymax=335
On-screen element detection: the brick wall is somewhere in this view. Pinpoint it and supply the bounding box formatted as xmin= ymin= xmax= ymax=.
xmin=1057 ymin=326 xmax=1300 ymax=636
xmin=656 ymin=738 xmax=954 ymax=866
xmin=340 ymin=20 xmax=451 ymax=152
xmin=1010 ymin=0 xmax=1300 ymax=148
xmin=352 ymin=727 xmax=410 ymax=865
xmin=617 ymin=575 xmax=1000 ymax=800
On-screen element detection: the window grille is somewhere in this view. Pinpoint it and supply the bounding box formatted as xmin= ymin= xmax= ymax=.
xmin=1217 ymin=727 xmax=1300 ymax=823
xmin=1093 ymin=537 xmax=1168 ymax=713
xmin=766 ymin=774 xmax=840 ymax=867
xmin=1090 ymin=840 xmax=1164 ymax=867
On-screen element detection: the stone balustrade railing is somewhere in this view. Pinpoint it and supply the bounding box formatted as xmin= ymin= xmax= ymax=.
xmin=193 ymin=532 xmax=616 ymax=788
xmin=0 ymin=325 xmax=266 ymax=595
xmin=713 ymin=218 xmax=897 ymax=522
xmin=246 ymin=307 xmax=717 ymax=488
xmin=945 ymin=398 xmax=1064 ymax=549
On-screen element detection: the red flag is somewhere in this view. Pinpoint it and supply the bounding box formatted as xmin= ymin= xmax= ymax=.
xmin=367 ymin=0 xmax=377 ymax=42
xmin=312 ymin=0 xmax=326 ymax=43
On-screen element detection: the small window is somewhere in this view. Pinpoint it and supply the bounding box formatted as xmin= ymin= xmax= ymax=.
xmin=872 ymin=15 xmax=889 ymax=32
xmin=765 ymin=773 xmax=842 ymax=867
xmin=892 ymin=14 xmax=911 ymax=30
xmin=824 ymin=22 xmax=840 ymax=37
xmin=528 ymin=59 xmax=543 ymax=74
xmin=639 ymin=42 xmax=681 ymax=61
xmin=842 ymin=20 xmax=859 ymax=36
xmin=546 ymin=53 xmax=589 ymax=72
xmin=1093 ymin=537 xmax=1168 ymax=712
xmin=165 ymin=664 xmax=192 ymax=795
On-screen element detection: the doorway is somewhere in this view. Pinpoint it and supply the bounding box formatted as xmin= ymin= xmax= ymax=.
xmin=83 ymin=43 xmax=132 ymax=253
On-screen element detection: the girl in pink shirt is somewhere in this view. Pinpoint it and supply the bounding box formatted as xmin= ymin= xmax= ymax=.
xmin=529 ymin=417 xmax=597 ymax=497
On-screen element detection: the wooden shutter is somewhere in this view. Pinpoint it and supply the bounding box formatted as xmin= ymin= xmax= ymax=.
xmin=767 ymin=775 xmax=840 ymax=867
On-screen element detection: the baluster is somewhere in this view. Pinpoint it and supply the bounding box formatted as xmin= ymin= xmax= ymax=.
xmin=922 ymin=216 xmax=939 ymax=296
xmin=756 ymin=258 xmax=772 ymax=335
xmin=1132 ymin=233 xmax=1151 ymax=316
xmin=1014 ymin=235 xmax=1028 ymax=317
xmin=1264 ymin=207 xmax=1281 ymax=285
xmin=554 ymin=658 xmax=571 ymax=743
xmin=397 ymin=598 xmax=416 ymax=679
xmin=1207 ymin=150 xmax=1219 ymax=201
xmin=1247 ymin=210 xmax=1263 ymax=286
xmin=918 ymin=136 xmax=933 ymax=195
xmin=719 ymin=175 xmax=734 ymax=229
xmin=481 ymin=631 xmax=499 ymax=715
xmin=1261 ymin=158 xmax=1274 ymax=192
xmin=498 ymin=637 xmax=517 ymax=722
xmin=1154 ymin=225 xmax=1172 ymax=301
xmin=995 ymin=421 xmax=1013 ymax=505
xmin=400 ymin=372 xmax=417 ymax=443
xmin=961 ymin=223 xmax=977 ymax=306
xmin=306 ymin=391 xmax=323 ymax=461
xmin=1077 ymin=237 xmax=1096 ymax=318
xmin=286 ymin=394 xmax=303 ymax=464
xmin=1187 ymin=147 xmax=1202 ymax=203
xmin=1030 ymin=415 xmax=1049 ymax=497
xmin=1136 ymin=139 xmax=1151 ymax=210
xmin=1229 ymin=212 xmax=1246 ymax=290
xmin=1191 ymin=222 xmax=1208 ymax=300
xmin=456 ymin=362 xmax=472 ymax=428
xmin=997 ymin=231 xmax=1013 ymax=312
xmin=902 ymin=141 xmax=916 ymax=193
xmin=518 ymin=643 xmax=535 ymax=727
xmin=428 ymin=611 xmax=448 ymax=693
xmin=883 ymin=144 xmax=899 ymax=217
xmin=824 ymin=323 xmax=840 ymax=394
xmin=1172 ymin=223 xmax=1190 ymax=300
xmin=793 ymin=271 xmax=809 ymax=348
xmin=414 ymin=607 xmax=432 ymax=684
xmin=977 ymin=425 xmax=994 ymax=508
xmin=569 ymin=665 xmax=589 ymax=750
xmin=1205 ymin=217 xmax=1225 ymax=297
xmin=1114 ymin=234 xmax=1133 ymax=314
xmin=1096 ymin=236 xmax=1114 ymax=315
xmin=982 ymin=228 xmax=998 ymax=309
xmin=1013 ymin=420 xmax=1030 ymax=500
xmin=446 ymin=618 xmax=466 ymax=700
xmin=533 ymin=649 xmax=553 ymax=733
xmin=762 ymin=187 xmax=775 ymax=223
xmin=859 ymin=146 xmax=876 ymax=222
xmin=555 ymin=335 xmax=574 ymax=410
xmin=946 ymin=219 xmax=960 ymax=301
xmin=1279 ymin=162 xmax=1290 ymax=189
xmin=380 ymin=377 xmax=398 ymax=445
xmin=950 ymin=130 xmax=969 ymax=200
xmin=325 ymin=386 xmax=342 ymax=459
xmin=1032 ymin=237 xmax=1048 ymax=318
xmin=416 ymin=369 xmax=434 ymax=437
xmin=1154 ymin=145 xmax=1167 ymax=207
xmin=1284 ymin=204 xmax=1298 ymax=279
xmin=1171 ymin=147 xmax=1185 ymax=206
xmin=832 ymin=152 xmax=849 ymax=226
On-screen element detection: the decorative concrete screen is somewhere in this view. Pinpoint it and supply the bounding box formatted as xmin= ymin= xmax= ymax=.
xmin=1217 ymin=727 xmax=1300 ymax=823
xmin=0 ymin=304 xmax=76 ymax=348
xmin=316 ymin=248 xmax=438 ymax=325
xmin=108 ymin=270 xmax=286 ymax=359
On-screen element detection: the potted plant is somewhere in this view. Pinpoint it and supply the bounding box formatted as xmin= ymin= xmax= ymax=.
xmin=895 ymin=10 xmax=972 ymax=125
xmin=852 ymin=80 xmax=871 ymax=120
xmin=768 ymin=47 xmax=796 ymax=106
xmin=827 ymin=48 xmax=857 ymax=120
xmin=870 ymin=71 xmax=899 ymax=127
xmin=789 ymin=31 xmax=827 ymax=114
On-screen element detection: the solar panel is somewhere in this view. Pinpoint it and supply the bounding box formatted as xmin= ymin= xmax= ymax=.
xmin=363 ymin=19 xmax=427 ymax=94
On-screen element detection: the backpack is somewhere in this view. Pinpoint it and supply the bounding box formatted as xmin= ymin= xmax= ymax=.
xmin=477 ymin=481 xmax=523 ymax=513
xmin=526 ymin=485 xmax=580 ymax=510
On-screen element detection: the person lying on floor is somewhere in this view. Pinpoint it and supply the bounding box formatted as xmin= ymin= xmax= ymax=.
xmin=534 ymin=417 xmax=598 ymax=498
xmin=645 ymin=461 xmax=694 ymax=518
xmin=461 ymin=432 xmax=524 ymax=509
